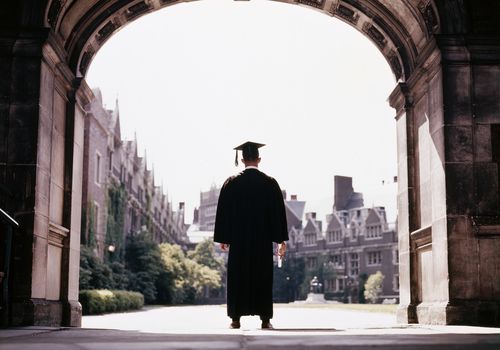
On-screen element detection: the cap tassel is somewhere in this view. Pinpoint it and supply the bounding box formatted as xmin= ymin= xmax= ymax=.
xmin=234 ymin=150 xmax=239 ymax=166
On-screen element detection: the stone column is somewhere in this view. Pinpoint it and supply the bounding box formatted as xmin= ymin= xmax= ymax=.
xmin=437 ymin=35 xmax=500 ymax=325
xmin=392 ymin=36 xmax=500 ymax=326
xmin=0 ymin=29 xmax=83 ymax=326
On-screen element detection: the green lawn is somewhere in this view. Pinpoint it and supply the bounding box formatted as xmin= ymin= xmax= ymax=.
xmin=274 ymin=303 xmax=398 ymax=314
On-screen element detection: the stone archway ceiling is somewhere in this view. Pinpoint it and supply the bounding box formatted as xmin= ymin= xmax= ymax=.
xmin=45 ymin=0 xmax=440 ymax=81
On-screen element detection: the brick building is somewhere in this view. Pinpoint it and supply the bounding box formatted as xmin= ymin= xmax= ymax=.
xmin=81 ymin=89 xmax=188 ymax=258
xmin=197 ymin=184 xmax=220 ymax=231
xmin=287 ymin=176 xmax=399 ymax=303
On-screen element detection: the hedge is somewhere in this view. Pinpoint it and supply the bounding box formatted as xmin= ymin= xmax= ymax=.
xmin=79 ymin=289 xmax=144 ymax=315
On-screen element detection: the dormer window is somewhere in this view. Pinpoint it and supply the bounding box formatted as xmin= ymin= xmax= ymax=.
xmin=366 ymin=224 xmax=382 ymax=239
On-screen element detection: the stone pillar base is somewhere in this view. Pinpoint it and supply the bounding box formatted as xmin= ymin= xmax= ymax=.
xmin=63 ymin=300 xmax=82 ymax=327
xmin=10 ymin=298 xmax=81 ymax=327
xmin=396 ymin=303 xmax=418 ymax=324
xmin=399 ymin=301 xmax=500 ymax=326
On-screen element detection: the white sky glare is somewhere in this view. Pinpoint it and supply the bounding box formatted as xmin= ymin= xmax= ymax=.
xmin=86 ymin=0 xmax=398 ymax=225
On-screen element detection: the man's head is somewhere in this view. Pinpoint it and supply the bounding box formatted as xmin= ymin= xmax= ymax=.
xmin=234 ymin=141 xmax=265 ymax=167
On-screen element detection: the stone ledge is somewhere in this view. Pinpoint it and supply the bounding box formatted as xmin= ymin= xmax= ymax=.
xmin=471 ymin=216 xmax=500 ymax=236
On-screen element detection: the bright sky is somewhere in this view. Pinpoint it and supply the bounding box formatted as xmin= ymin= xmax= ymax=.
xmin=86 ymin=0 xmax=398 ymax=225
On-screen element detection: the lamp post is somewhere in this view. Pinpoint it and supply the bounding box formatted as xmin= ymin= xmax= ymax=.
xmin=286 ymin=276 xmax=290 ymax=303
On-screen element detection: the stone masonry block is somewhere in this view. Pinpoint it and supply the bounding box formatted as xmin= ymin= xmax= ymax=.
xmin=474 ymin=163 xmax=500 ymax=215
xmin=11 ymin=56 xmax=41 ymax=104
xmin=478 ymin=239 xmax=500 ymax=299
xmin=7 ymin=164 xmax=36 ymax=212
xmin=0 ymin=57 xmax=13 ymax=102
xmin=31 ymin=234 xmax=48 ymax=299
xmin=445 ymin=125 xmax=473 ymax=162
xmin=53 ymin=91 xmax=66 ymax=135
xmin=39 ymin=61 xmax=54 ymax=118
xmin=442 ymin=65 xmax=473 ymax=125
xmin=7 ymin=103 xmax=39 ymax=164
xmin=0 ymin=103 xmax=8 ymax=162
xmin=447 ymin=215 xmax=473 ymax=240
xmin=428 ymin=70 xmax=444 ymax=134
xmin=37 ymin=111 xmax=52 ymax=171
xmin=430 ymin=126 xmax=445 ymax=165
xmin=474 ymin=123 xmax=492 ymax=162
xmin=445 ymin=163 xmax=474 ymax=215
xmin=430 ymin=236 xmax=450 ymax=301
xmin=474 ymin=66 xmax=500 ymax=123
xmin=448 ymin=237 xmax=480 ymax=299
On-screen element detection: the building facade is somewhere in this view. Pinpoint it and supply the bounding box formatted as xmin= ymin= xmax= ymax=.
xmin=198 ymin=185 xmax=221 ymax=231
xmin=81 ymin=89 xmax=188 ymax=258
xmin=287 ymin=176 xmax=399 ymax=303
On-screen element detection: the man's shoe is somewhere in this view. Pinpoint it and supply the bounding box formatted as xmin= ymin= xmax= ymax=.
xmin=230 ymin=320 xmax=240 ymax=329
xmin=261 ymin=321 xmax=274 ymax=329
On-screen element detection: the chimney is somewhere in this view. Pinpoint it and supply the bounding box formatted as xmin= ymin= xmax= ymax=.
xmin=291 ymin=194 xmax=297 ymax=200
xmin=306 ymin=212 xmax=316 ymax=220
xmin=334 ymin=175 xmax=354 ymax=211
xmin=193 ymin=207 xmax=199 ymax=224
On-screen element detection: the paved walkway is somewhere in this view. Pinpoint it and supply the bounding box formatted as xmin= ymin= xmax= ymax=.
xmin=1 ymin=304 xmax=500 ymax=349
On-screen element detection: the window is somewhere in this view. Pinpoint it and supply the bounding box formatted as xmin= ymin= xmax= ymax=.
xmin=325 ymin=279 xmax=335 ymax=292
xmin=120 ymin=166 xmax=126 ymax=182
xmin=306 ymin=257 xmax=317 ymax=269
xmin=350 ymin=253 xmax=359 ymax=276
xmin=127 ymin=174 xmax=132 ymax=191
xmin=94 ymin=202 xmax=99 ymax=234
xmin=350 ymin=226 xmax=357 ymax=240
xmin=393 ymin=249 xmax=399 ymax=264
xmin=205 ymin=205 xmax=217 ymax=217
xmin=367 ymin=251 xmax=382 ymax=265
xmin=330 ymin=254 xmax=343 ymax=267
xmin=327 ymin=230 xmax=342 ymax=243
xmin=108 ymin=150 xmax=113 ymax=171
xmin=366 ymin=225 xmax=382 ymax=239
xmin=95 ymin=153 xmax=101 ymax=184
xmin=305 ymin=233 xmax=316 ymax=246
xmin=336 ymin=278 xmax=344 ymax=292
xmin=138 ymin=187 xmax=143 ymax=203
xmin=393 ymin=274 xmax=399 ymax=291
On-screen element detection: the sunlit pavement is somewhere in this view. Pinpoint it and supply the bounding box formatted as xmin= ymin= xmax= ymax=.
xmin=1 ymin=304 xmax=500 ymax=349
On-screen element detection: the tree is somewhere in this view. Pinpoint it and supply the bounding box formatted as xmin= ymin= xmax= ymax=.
xmin=125 ymin=231 xmax=163 ymax=303
xmin=364 ymin=271 xmax=385 ymax=303
xmin=105 ymin=182 xmax=127 ymax=262
xmin=187 ymin=238 xmax=225 ymax=271
xmin=357 ymin=273 xmax=368 ymax=304
xmin=273 ymin=256 xmax=305 ymax=302
xmin=187 ymin=238 xmax=226 ymax=300
xmin=158 ymin=242 xmax=222 ymax=304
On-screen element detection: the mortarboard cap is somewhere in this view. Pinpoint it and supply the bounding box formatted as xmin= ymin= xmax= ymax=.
xmin=233 ymin=141 xmax=265 ymax=166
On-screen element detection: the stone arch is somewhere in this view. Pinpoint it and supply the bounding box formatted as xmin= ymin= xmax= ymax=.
xmin=46 ymin=0 xmax=438 ymax=81
xmin=1 ymin=0 xmax=500 ymax=327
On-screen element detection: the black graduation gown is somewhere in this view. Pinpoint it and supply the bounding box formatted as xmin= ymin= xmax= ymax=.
xmin=214 ymin=168 xmax=288 ymax=320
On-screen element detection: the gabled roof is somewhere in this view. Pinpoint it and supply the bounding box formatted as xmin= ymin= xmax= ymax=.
xmin=111 ymin=99 xmax=121 ymax=143
xmin=326 ymin=213 xmax=343 ymax=231
xmin=304 ymin=217 xmax=320 ymax=234
xmin=286 ymin=200 xmax=305 ymax=221
xmin=365 ymin=208 xmax=382 ymax=225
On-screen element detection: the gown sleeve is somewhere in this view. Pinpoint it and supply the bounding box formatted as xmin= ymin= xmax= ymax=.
xmin=270 ymin=178 xmax=289 ymax=244
xmin=213 ymin=177 xmax=234 ymax=244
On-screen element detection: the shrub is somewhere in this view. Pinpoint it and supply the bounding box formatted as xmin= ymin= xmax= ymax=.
xmin=364 ymin=271 xmax=385 ymax=304
xmin=79 ymin=289 xmax=144 ymax=315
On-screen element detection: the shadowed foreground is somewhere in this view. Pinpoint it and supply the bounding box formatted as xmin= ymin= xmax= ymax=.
xmin=1 ymin=305 xmax=499 ymax=349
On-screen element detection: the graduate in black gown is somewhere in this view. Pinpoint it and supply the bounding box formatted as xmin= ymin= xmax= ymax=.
xmin=214 ymin=141 xmax=288 ymax=329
